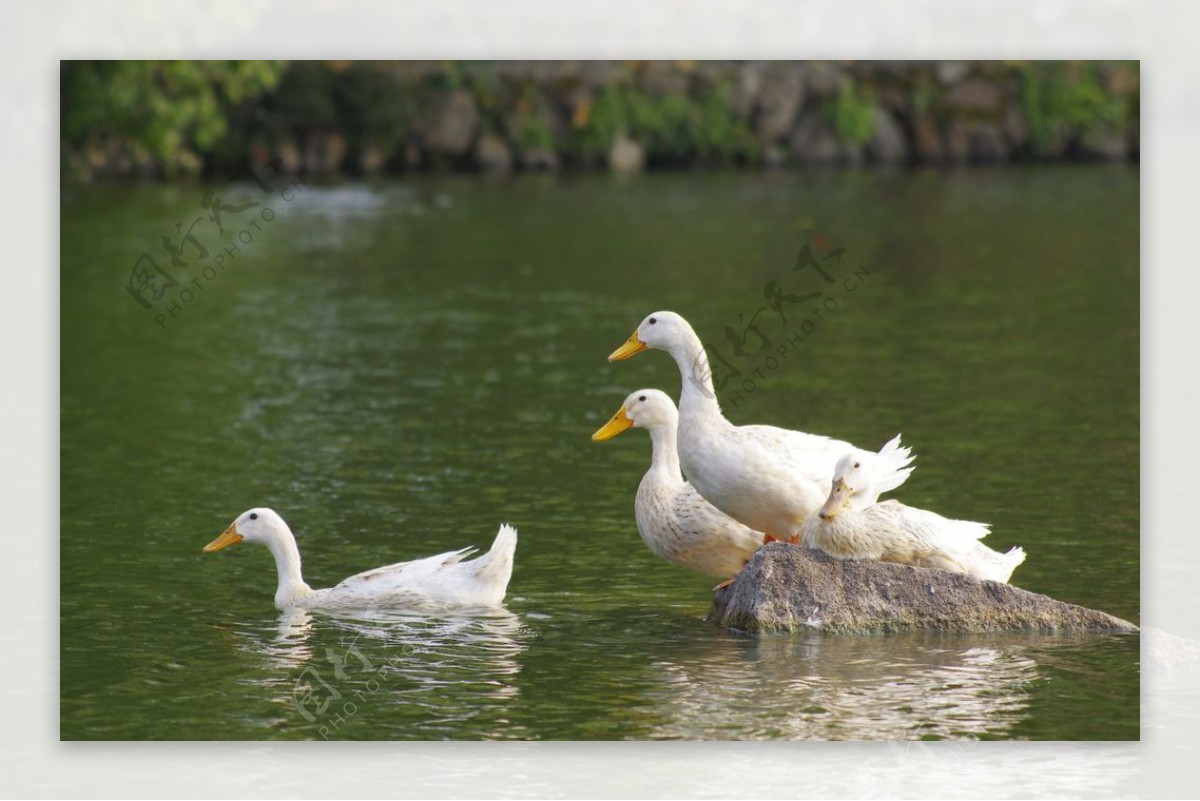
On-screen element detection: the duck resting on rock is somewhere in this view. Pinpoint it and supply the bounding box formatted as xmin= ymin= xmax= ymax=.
xmin=800 ymin=438 xmax=1026 ymax=583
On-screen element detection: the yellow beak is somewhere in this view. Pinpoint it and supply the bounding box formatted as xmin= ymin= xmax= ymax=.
xmin=608 ymin=330 xmax=647 ymax=362
xmin=591 ymin=407 xmax=634 ymax=441
xmin=203 ymin=523 xmax=244 ymax=553
xmin=818 ymin=478 xmax=854 ymax=520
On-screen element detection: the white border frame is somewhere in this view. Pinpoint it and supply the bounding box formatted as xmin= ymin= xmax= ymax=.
xmin=7 ymin=1 xmax=1197 ymax=796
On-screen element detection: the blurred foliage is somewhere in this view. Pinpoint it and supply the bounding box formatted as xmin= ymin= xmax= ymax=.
xmin=269 ymin=61 xmax=339 ymax=131
xmin=61 ymin=61 xmax=284 ymax=177
xmin=912 ymin=82 xmax=940 ymax=118
xmin=570 ymin=79 xmax=755 ymax=165
xmin=516 ymin=114 xmax=556 ymax=152
xmin=826 ymin=83 xmax=877 ymax=145
xmin=1018 ymin=61 xmax=1131 ymax=155
xmin=60 ymin=60 xmax=1138 ymax=180
xmin=341 ymin=63 xmax=414 ymax=146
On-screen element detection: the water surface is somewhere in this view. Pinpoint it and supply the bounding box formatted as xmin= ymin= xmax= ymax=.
xmin=60 ymin=167 xmax=1139 ymax=740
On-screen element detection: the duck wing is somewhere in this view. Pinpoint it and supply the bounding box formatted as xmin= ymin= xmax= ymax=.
xmin=734 ymin=424 xmax=852 ymax=483
xmin=332 ymin=546 xmax=478 ymax=595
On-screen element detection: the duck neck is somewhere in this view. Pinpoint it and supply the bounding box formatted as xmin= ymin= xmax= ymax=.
xmin=265 ymin=528 xmax=312 ymax=607
xmin=848 ymin=484 xmax=876 ymax=513
xmin=647 ymin=421 xmax=683 ymax=483
xmin=670 ymin=328 xmax=725 ymax=425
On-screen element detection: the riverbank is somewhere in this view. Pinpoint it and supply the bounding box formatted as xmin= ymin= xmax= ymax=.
xmin=61 ymin=60 xmax=1138 ymax=181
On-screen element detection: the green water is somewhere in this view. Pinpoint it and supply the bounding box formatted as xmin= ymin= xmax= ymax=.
xmin=60 ymin=167 xmax=1139 ymax=740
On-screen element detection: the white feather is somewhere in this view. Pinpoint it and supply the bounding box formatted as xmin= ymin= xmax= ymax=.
xmin=618 ymin=311 xmax=869 ymax=540
xmin=204 ymin=509 xmax=517 ymax=611
xmin=600 ymin=389 xmax=764 ymax=578
xmin=799 ymin=442 xmax=1026 ymax=584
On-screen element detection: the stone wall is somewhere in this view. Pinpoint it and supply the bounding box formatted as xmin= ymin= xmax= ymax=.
xmin=64 ymin=60 xmax=1140 ymax=180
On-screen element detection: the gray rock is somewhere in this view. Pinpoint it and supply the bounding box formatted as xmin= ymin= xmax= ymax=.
xmin=520 ymin=146 xmax=560 ymax=171
xmin=1080 ymin=123 xmax=1129 ymax=160
xmin=912 ymin=116 xmax=944 ymax=162
xmin=403 ymin=142 xmax=423 ymax=169
xmin=867 ymin=107 xmax=908 ymax=164
xmin=576 ymin=60 xmax=624 ymax=86
xmin=799 ymin=62 xmax=846 ymax=99
xmin=945 ymin=118 xmax=974 ymax=163
xmin=968 ymin=121 xmax=1009 ymax=162
xmin=1103 ymin=62 xmax=1140 ymax=97
xmin=730 ymin=63 xmax=763 ymax=117
xmin=275 ymin=137 xmax=303 ymax=174
xmin=608 ymin=134 xmax=645 ymax=173
xmin=877 ymin=86 xmax=909 ymax=112
xmin=944 ymin=80 xmax=1004 ymax=114
xmin=944 ymin=119 xmax=992 ymax=163
xmin=936 ymin=61 xmax=970 ymax=85
xmin=1003 ymin=106 xmax=1029 ymax=150
xmin=761 ymin=143 xmax=789 ymax=169
xmin=474 ymin=133 xmax=513 ymax=172
xmin=358 ymin=142 xmax=388 ymax=175
xmin=421 ymin=89 xmax=479 ymax=156
xmin=755 ymin=71 xmax=805 ymax=143
xmin=709 ymin=544 xmax=1138 ymax=635
xmin=304 ymin=132 xmax=346 ymax=174
xmin=642 ymin=61 xmax=691 ymax=96
xmin=872 ymin=61 xmax=923 ymax=77
xmin=790 ymin=111 xmax=844 ymax=165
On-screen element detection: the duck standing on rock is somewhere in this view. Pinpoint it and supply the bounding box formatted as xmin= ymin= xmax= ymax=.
xmin=608 ymin=311 xmax=913 ymax=544
xmin=592 ymin=389 xmax=764 ymax=579
xmin=800 ymin=438 xmax=1026 ymax=583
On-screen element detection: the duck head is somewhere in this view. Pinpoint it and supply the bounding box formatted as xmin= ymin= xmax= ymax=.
xmin=591 ymin=388 xmax=678 ymax=441
xmin=204 ymin=507 xmax=290 ymax=552
xmin=818 ymin=453 xmax=874 ymax=520
xmin=608 ymin=311 xmax=695 ymax=361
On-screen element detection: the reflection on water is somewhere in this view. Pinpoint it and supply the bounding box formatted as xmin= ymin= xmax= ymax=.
xmin=227 ymin=607 xmax=529 ymax=739
xmin=191 ymin=599 xmax=1085 ymax=742
xmin=645 ymin=634 xmax=1039 ymax=740
xmin=264 ymin=607 xmax=317 ymax=670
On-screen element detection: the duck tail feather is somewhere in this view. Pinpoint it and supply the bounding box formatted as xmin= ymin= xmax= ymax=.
xmin=474 ymin=523 xmax=518 ymax=579
xmin=871 ymin=433 xmax=917 ymax=496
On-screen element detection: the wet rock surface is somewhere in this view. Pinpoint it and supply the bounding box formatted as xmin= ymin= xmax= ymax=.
xmin=710 ymin=544 xmax=1138 ymax=635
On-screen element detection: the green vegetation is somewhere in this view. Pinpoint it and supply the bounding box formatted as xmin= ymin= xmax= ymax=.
xmin=911 ymin=82 xmax=940 ymax=118
xmin=516 ymin=114 xmax=556 ymax=152
xmin=59 ymin=60 xmax=1138 ymax=180
xmin=1018 ymin=61 xmax=1131 ymax=155
xmin=569 ymin=79 xmax=755 ymax=165
xmin=61 ymin=61 xmax=284 ymax=177
xmin=694 ymin=82 xmax=758 ymax=162
xmin=826 ymin=83 xmax=877 ymax=145
xmin=342 ymin=63 xmax=415 ymax=147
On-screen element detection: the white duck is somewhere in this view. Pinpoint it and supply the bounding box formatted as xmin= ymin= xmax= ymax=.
xmin=800 ymin=440 xmax=1026 ymax=583
xmin=203 ymin=508 xmax=517 ymax=610
xmin=591 ymin=389 xmax=764 ymax=579
xmin=608 ymin=311 xmax=913 ymax=542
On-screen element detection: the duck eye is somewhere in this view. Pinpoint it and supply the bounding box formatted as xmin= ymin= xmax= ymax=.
xmin=249 ymin=512 xmax=258 ymax=520
xmin=853 ymin=462 xmax=860 ymax=469
xmin=638 ymin=395 xmax=646 ymax=402
xmin=648 ymin=317 xmax=657 ymax=325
